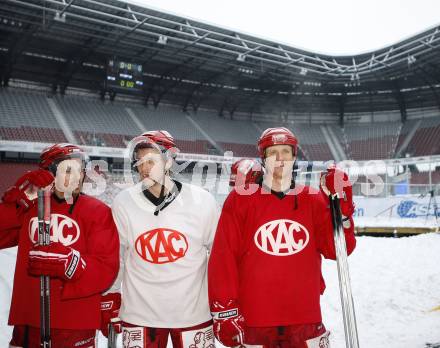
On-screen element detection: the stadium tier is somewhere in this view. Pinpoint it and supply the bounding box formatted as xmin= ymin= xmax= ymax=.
xmin=406 ymin=118 xmax=440 ymax=156
xmin=0 ymin=162 xmax=38 ymax=198
xmin=343 ymin=122 xmax=401 ymax=160
xmin=1 ymin=88 xmax=440 ymax=161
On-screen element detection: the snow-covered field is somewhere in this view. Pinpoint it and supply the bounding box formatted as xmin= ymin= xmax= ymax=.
xmin=1 ymin=234 xmax=439 ymax=347
xmin=321 ymin=234 xmax=440 ymax=348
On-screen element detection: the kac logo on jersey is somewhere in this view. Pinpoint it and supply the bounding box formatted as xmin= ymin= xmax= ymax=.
xmin=29 ymin=214 xmax=80 ymax=246
xmin=135 ymin=228 xmax=188 ymax=264
xmin=254 ymin=219 xmax=309 ymax=256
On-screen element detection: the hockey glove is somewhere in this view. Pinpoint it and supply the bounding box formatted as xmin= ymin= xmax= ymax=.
xmin=100 ymin=292 xmax=122 ymax=338
xmin=2 ymin=169 xmax=54 ymax=214
xmin=320 ymin=164 xmax=355 ymax=217
xmin=28 ymin=243 xmax=86 ymax=281
xmin=211 ymin=300 xmax=245 ymax=347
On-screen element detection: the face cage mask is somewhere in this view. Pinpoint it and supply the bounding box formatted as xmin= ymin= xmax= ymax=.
xmin=132 ymin=145 xmax=178 ymax=174
xmin=47 ymin=153 xmax=89 ymax=176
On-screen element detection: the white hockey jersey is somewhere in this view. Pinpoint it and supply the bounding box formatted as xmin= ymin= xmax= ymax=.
xmin=111 ymin=181 xmax=219 ymax=328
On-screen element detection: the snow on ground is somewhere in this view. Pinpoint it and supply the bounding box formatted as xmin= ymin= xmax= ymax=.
xmin=0 ymin=248 xmax=16 ymax=347
xmin=320 ymin=233 xmax=440 ymax=348
xmin=1 ymin=233 xmax=439 ymax=347
xmin=355 ymin=216 xmax=439 ymax=229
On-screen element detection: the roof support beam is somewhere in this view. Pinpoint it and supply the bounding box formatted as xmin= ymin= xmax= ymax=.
xmin=392 ymin=82 xmax=407 ymax=123
xmin=339 ymin=93 xmax=346 ymax=127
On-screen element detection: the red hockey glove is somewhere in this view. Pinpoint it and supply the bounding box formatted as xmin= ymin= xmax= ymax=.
xmin=211 ymin=300 xmax=245 ymax=347
xmin=2 ymin=169 xmax=54 ymax=214
xmin=320 ymin=164 xmax=355 ymax=217
xmin=100 ymin=292 xmax=122 ymax=338
xmin=28 ymin=243 xmax=86 ymax=281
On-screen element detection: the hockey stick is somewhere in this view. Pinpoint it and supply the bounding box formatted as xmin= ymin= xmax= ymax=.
xmin=37 ymin=189 xmax=52 ymax=348
xmin=328 ymin=194 xmax=360 ymax=348
xmin=108 ymin=317 xmax=122 ymax=348
xmin=107 ymin=321 xmax=116 ymax=348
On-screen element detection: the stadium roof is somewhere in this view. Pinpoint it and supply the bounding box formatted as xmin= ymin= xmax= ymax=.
xmin=1 ymin=0 xmax=440 ymax=122
xmin=127 ymin=0 xmax=440 ymax=56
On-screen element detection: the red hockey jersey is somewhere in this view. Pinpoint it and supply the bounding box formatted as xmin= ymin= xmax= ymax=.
xmin=0 ymin=193 xmax=119 ymax=329
xmin=208 ymin=184 xmax=356 ymax=327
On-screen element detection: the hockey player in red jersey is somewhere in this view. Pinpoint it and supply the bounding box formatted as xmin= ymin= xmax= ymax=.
xmin=209 ymin=127 xmax=356 ymax=348
xmin=0 ymin=143 xmax=119 ymax=348
xmin=106 ymin=131 xmax=219 ymax=348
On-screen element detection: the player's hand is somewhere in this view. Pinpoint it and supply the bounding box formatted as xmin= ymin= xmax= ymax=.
xmin=2 ymin=169 xmax=54 ymax=214
xmin=211 ymin=300 xmax=245 ymax=347
xmin=100 ymin=292 xmax=122 ymax=338
xmin=320 ymin=164 xmax=355 ymax=217
xmin=28 ymin=243 xmax=86 ymax=281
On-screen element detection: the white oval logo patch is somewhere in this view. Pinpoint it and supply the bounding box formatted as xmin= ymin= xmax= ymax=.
xmin=29 ymin=214 xmax=81 ymax=246
xmin=254 ymin=219 xmax=309 ymax=256
xmin=135 ymin=228 xmax=188 ymax=264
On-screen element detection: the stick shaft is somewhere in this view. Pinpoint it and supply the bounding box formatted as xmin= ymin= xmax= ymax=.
xmin=329 ymin=196 xmax=360 ymax=348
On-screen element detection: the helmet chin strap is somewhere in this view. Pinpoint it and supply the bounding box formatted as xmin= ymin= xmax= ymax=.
xmin=159 ymin=174 xmax=166 ymax=198
xmin=153 ymin=173 xmax=175 ymax=216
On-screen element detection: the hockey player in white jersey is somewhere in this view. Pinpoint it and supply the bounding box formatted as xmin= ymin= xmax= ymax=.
xmin=104 ymin=130 xmax=219 ymax=348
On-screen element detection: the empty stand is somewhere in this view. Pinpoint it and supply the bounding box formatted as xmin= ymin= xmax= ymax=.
xmin=395 ymin=119 xmax=420 ymax=157
xmin=343 ymin=122 xmax=401 ymax=160
xmin=56 ymin=96 xmax=140 ymax=136
xmin=0 ymin=126 xmax=66 ymax=143
xmin=329 ymin=125 xmax=351 ymax=159
xmin=191 ymin=111 xmax=260 ymax=145
xmin=0 ymin=89 xmax=58 ymax=129
xmin=1 ymin=88 xmax=440 ymax=160
xmin=404 ymin=118 xmax=440 ymax=157
xmin=0 ymin=162 xmax=39 ymax=197
xmin=219 ymin=142 xmax=258 ymax=157
xmin=0 ymin=89 xmax=67 ymax=143
xmin=131 ymin=106 xmax=203 ymax=141
xmin=293 ymin=125 xmax=334 ymax=161
xmin=176 ymin=139 xmax=210 ymax=155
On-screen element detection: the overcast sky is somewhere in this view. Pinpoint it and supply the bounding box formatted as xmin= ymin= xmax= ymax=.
xmin=125 ymin=0 xmax=440 ymax=56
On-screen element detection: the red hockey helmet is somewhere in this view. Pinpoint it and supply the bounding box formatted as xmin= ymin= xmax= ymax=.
xmin=140 ymin=130 xmax=177 ymax=150
xmin=39 ymin=143 xmax=89 ymax=173
xmin=257 ymin=127 xmax=298 ymax=158
xmin=230 ymin=158 xmax=263 ymax=187
xmin=131 ymin=130 xmax=179 ymax=169
xmin=133 ymin=130 xmax=178 ymax=154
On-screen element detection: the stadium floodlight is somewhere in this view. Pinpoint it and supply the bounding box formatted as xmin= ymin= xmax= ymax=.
xmin=300 ymin=67 xmax=308 ymax=76
xmin=157 ymin=35 xmax=168 ymax=45
xmin=54 ymin=11 xmax=66 ymax=23
xmin=407 ymin=55 xmax=416 ymax=65
xmin=237 ymin=54 xmax=246 ymax=62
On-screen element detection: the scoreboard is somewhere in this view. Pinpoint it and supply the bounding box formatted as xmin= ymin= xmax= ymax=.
xmin=106 ymin=59 xmax=144 ymax=92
